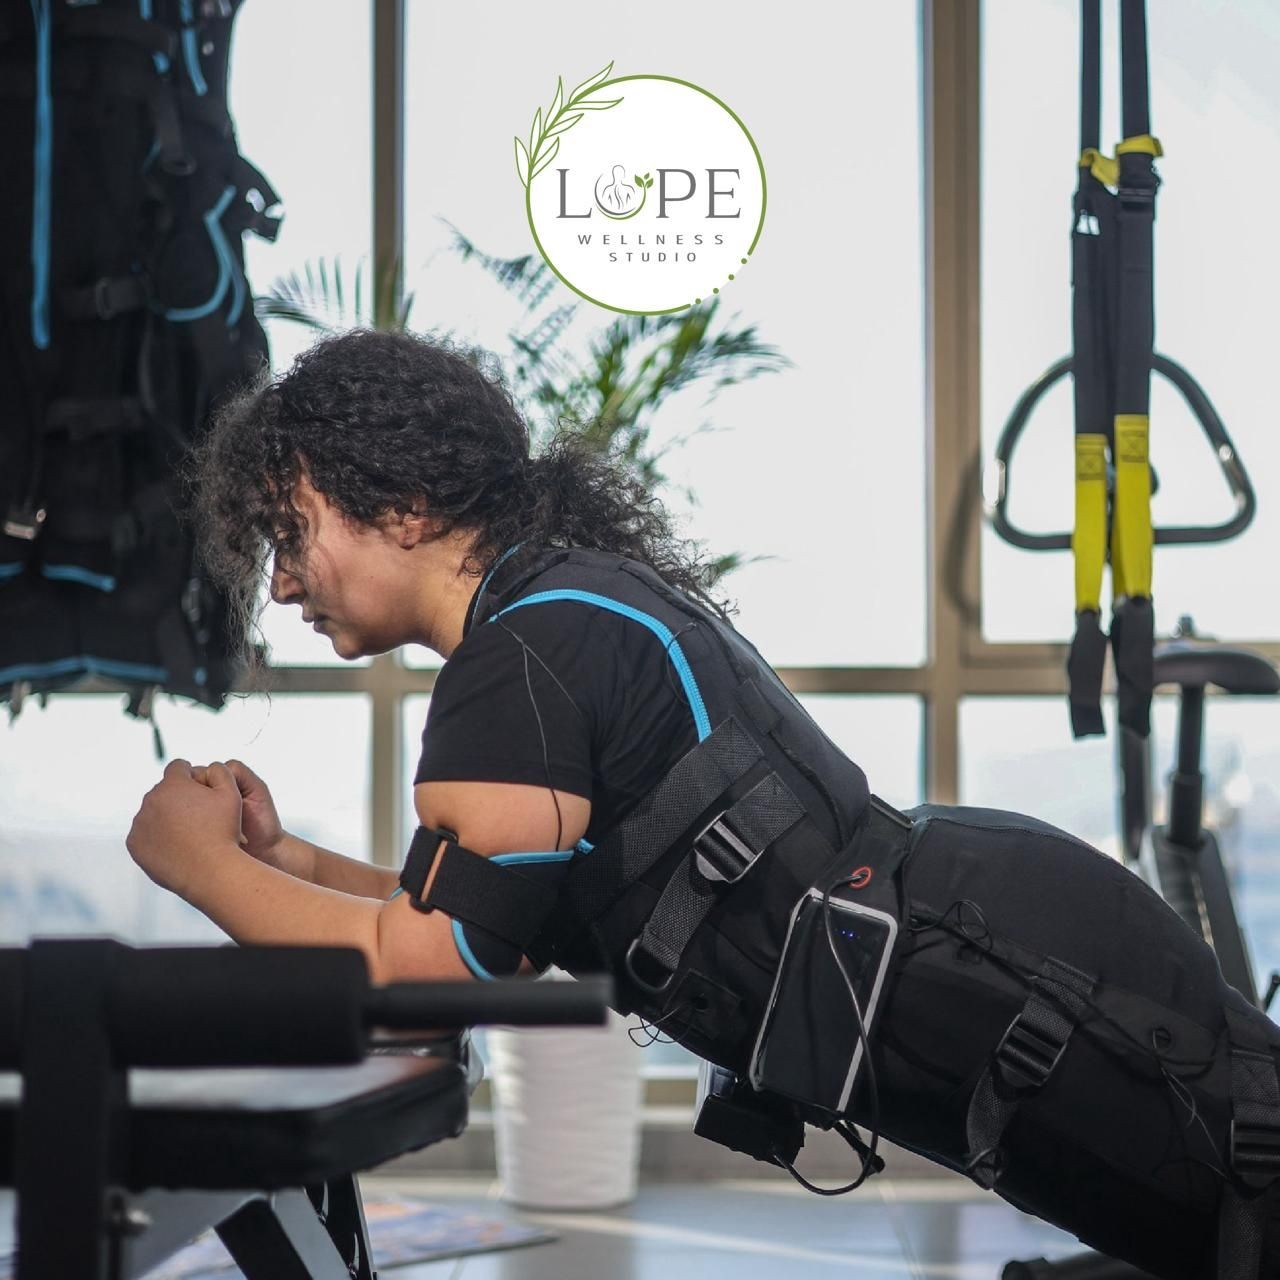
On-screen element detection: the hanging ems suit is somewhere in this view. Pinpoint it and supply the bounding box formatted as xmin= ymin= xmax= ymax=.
xmin=397 ymin=546 xmax=1280 ymax=1280
xmin=985 ymin=0 xmax=1254 ymax=741
xmin=0 ymin=0 xmax=279 ymax=727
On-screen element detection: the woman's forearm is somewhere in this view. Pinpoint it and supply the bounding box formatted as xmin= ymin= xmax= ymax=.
xmin=278 ymin=832 xmax=401 ymax=899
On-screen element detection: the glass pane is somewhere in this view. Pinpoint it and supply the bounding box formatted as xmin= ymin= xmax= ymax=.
xmin=959 ymin=698 xmax=1121 ymax=855
xmin=981 ymin=0 xmax=1280 ymax=643
xmin=0 ymin=694 xmax=370 ymax=945
xmin=230 ymin=1 xmax=373 ymax=375
xmin=226 ymin=3 xmax=375 ymax=667
xmin=960 ymin=693 xmax=1280 ymax=1000
xmin=1148 ymin=697 xmax=1280 ymax=999
xmin=402 ymin=644 xmax=441 ymax=672
xmin=404 ymin=2 xmax=926 ymax=667
xmin=402 ymin=694 xmax=430 ymax=847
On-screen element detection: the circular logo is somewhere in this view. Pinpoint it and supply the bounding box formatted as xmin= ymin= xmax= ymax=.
xmin=515 ymin=64 xmax=766 ymax=315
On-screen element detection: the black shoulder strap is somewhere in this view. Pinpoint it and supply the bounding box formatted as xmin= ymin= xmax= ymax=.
xmin=398 ymin=826 xmax=559 ymax=953
xmin=623 ymin=770 xmax=807 ymax=993
xmin=524 ymin=715 xmax=765 ymax=971
xmin=1216 ymin=1000 xmax=1280 ymax=1280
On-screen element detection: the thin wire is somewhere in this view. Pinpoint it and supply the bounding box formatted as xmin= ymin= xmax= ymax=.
xmin=628 ymin=999 xmax=693 ymax=1048
xmin=493 ymin=617 xmax=563 ymax=853
xmin=777 ymin=872 xmax=885 ymax=1197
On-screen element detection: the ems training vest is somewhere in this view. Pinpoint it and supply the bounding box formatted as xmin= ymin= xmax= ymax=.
xmin=403 ymin=543 xmax=874 ymax=1069
xmin=399 ymin=544 xmax=1280 ymax=1280
xmin=0 ymin=0 xmax=277 ymax=720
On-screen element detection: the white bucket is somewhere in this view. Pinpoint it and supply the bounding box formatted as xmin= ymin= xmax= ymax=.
xmin=487 ymin=1006 xmax=643 ymax=1210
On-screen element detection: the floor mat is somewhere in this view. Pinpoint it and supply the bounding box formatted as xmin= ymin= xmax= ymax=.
xmin=2 ymin=1194 xmax=556 ymax=1279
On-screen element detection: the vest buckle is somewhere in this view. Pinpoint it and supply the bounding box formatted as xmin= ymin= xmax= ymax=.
xmin=692 ymin=811 xmax=760 ymax=885
xmin=624 ymin=936 xmax=677 ymax=995
xmin=1231 ymin=1118 xmax=1280 ymax=1185
xmin=994 ymin=1015 xmax=1068 ymax=1092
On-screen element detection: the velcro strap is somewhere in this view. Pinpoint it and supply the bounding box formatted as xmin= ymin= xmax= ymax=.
xmin=1224 ymin=1001 xmax=1280 ymax=1185
xmin=964 ymin=957 xmax=1095 ymax=1190
xmin=525 ymin=716 xmax=764 ymax=970
xmin=400 ymin=828 xmax=558 ymax=953
xmin=1067 ymin=609 xmax=1107 ymax=739
xmin=1216 ymin=1001 xmax=1280 ymax=1278
xmin=1111 ymin=595 xmax=1154 ymax=739
xmin=61 ymin=275 xmax=150 ymax=322
xmin=45 ymin=397 xmax=145 ymax=442
xmin=626 ymin=772 xmax=806 ymax=991
xmin=58 ymin=7 xmax=178 ymax=59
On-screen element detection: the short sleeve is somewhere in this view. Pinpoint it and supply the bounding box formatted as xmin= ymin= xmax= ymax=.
xmin=414 ymin=604 xmax=616 ymax=801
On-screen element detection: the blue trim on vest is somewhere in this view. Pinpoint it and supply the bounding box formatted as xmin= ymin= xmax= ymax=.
xmin=492 ymin=850 xmax=575 ymax=867
xmin=0 ymin=656 xmax=167 ymax=684
xmin=178 ymin=0 xmax=208 ymax=95
xmin=457 ymin=849 xmax=576 ymax=978
xmin=41 ymin=564 xmax=117 ymax=592
xmin=165 ymin=186 xmax=238 ymax=323
xmin=29 ymin=0 xmax=52 ymax=349
xmin=138 ymin=0 xmax=170 ymax=73
xmin=452 ymin=920 xmax=494 ymax=981
xmin=492 ymin=590 xmax=711 ymax=742
xmin=0 ymin=564 xmax=25 ymax=582
xmin=448 ymin=849 xmax=580 ymax=981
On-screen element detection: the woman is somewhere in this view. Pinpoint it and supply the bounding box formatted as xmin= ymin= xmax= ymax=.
xmin=126 ymin=329 xmax=1279 ymax=1280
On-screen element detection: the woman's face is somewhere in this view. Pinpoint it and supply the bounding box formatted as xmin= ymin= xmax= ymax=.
xmin=268 ymin=472 xmax=410 ymax=659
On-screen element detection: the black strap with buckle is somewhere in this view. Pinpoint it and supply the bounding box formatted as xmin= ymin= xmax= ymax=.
xmin=1216 ymin=999 xmax=1280 ymax=1280
xmin=397 ymin=825 xmax=558 ymax=954
xmin=965 ymin=956 xmax=1096 ymax=1190
xmin=525 ymin=716 xmax=766 ymax=972
xmin=624 ymin=772 xmax=807 ymax=995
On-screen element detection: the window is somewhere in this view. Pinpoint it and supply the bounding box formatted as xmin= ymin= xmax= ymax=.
xmin=0 ymin=694 xmax=371 ymax=944
xmin=404 ymin=0 xmax=926 ymax=667
xmin=981 ymin=0 xmax=1280 ymax=643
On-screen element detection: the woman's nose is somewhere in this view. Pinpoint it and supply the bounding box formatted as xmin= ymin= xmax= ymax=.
xmin=270 ymin=559 xmax=303 ymax=605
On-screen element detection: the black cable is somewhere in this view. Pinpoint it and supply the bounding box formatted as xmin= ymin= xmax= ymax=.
xmin=777 ymin=870 xmax=886 ymax=1197
xmin=911 ymin=906 xmax=1218 ymax=1075
xmin=823 ymin=872 xmax=882 ymax=1182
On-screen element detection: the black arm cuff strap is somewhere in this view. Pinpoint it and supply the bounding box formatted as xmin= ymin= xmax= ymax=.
xmin=398 ymin=825 xmax=560 ymax=953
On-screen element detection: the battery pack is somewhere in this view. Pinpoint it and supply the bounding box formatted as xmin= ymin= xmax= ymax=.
xmin=748 ymin=889 xmax=898 ymax=1115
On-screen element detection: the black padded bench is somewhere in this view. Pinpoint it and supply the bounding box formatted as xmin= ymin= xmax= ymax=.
xmin=0 ymin=938 xmax=609 ymax=1279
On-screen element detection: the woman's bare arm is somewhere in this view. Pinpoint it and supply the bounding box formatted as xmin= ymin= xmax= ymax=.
xmin=276 ymin=831 xmax=401 ymax=899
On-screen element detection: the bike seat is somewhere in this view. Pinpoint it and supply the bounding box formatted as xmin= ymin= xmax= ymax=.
xmin=1152 ymin=640 xmax=1280 ymax=695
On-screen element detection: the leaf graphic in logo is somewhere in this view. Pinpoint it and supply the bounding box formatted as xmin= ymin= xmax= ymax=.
xmin=515 ymin=63 xmax=625 ymax=192
xmin=569 ymin=60 xmax=614 ymax=103
xmin=530 ymin=135 xmax=561 ymax=182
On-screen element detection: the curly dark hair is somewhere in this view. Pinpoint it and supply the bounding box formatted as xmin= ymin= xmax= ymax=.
xmin=184 ymin=327 xmax=735 ymax=676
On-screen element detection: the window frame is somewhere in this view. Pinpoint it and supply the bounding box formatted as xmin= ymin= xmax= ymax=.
xmin=61 ymin=0 xmax=1279 ymax=1092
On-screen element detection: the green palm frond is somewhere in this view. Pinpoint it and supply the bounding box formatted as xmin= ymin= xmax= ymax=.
xmin=253 ymin=229 xmax=789 ymax=589
xmin=256 ymin=251 xmax=412 ymax=333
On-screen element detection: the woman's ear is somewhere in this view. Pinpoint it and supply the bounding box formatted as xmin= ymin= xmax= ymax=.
xmin=394 ymin=503 xmax=438 ymax=549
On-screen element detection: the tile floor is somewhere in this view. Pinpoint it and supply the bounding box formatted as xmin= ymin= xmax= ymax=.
xmin=349 ymin=1174 xmax=1083 ymax=1279
xmin=0 ymin=1173 xmax=1092 ymax=1279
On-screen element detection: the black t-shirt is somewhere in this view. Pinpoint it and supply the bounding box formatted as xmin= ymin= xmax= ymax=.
xmin=413 ymin=561 xmax=702 ymax=848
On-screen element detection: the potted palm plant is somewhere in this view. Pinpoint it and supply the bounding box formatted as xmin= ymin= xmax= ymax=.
xmin=259 ymin=238 xmax=789 ymax=1207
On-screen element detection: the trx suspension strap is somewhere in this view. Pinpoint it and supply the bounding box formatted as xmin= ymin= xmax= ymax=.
xmin=988 ymin=0 xmax=1255 ymax=745
xmin=1069 ymin=0 xmax=1159 ymax=739
xmin=1107 ymin=0 xmax=1159 ymax=739
xmin=1066 ymin=0 xmax=1111 ymax=737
